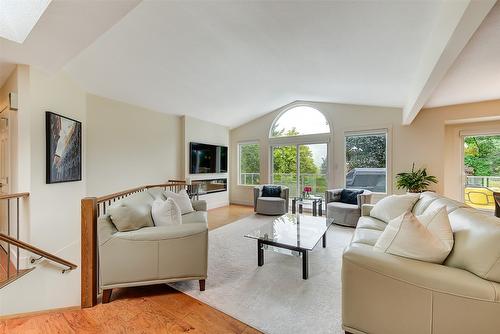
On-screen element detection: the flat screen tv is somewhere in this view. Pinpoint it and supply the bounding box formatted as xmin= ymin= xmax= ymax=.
xmin=190 ymin=142 xmax=228 ymax=174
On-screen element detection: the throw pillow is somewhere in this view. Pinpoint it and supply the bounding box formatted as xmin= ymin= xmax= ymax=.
xmin=262 ymin=185 xmax=282 ymax=198
xmin=340 ymin=189 xmax=364 ymax=205
xmin=374 ymin=206 xmax=454 ymax=264
xmin=370 ymin=194 xmax=420 ymax=223
xmin=108 ymin=192 xmax=155 ymax=232
xmin=163 ymin=189 xmax=194 ymax=215
xmin=152 ymin=198 xmax=182 ymax=226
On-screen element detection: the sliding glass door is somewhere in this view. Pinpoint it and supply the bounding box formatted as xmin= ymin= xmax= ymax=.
xmin=462 ymin=134 xmax=500 ymax=211
xmin=271 ymin=143 xmax=327 ymax=198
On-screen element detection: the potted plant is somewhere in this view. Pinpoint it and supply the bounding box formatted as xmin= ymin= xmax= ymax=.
xmin=396 ymin=163 xmax=438 ymax=193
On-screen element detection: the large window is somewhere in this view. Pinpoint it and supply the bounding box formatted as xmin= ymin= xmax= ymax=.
xmin=238 ymin=143 xmax=260 ymax=185
xmin=270 ymin=106 xmax=330 ymax=138
xmin=345 ymin=131 xmax=387 ymax=193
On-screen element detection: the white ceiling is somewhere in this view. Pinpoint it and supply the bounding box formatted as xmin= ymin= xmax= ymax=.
xmin=1 ymin=0 xmax=497 ymax=128
xmin=0 ymin=0 xmax=140 ymax=85
xmin=65 ymin=0 xmax=444 ymax=128
xmin=426 ymin=2 xmax=500 ymax=108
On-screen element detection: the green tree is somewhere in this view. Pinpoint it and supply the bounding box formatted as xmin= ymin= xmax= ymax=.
xmin=272 ymin=129 xmax=318 ymax=174
xmin=346 ymin=135 xmax=386 ymax=171
xmin=464 ymin=135 xmax=500 ymax=176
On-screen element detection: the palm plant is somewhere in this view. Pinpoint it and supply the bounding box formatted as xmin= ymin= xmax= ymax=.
xmin=396 ymin=163 xmax=438 ymax=193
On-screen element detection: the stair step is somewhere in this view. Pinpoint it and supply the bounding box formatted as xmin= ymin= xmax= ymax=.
xmin=0 ymin=268 xmax=35 ymax=289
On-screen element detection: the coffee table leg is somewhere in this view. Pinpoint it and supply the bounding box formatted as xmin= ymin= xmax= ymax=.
xmin=302 ymin=250 xmax=309 ymax=279
xmin=322 ymin=232 xmax=327 ymax=248
xmin=258 ymin=240 xmax=264 ymax=266
xmin=319 ymin=201 xmax=322 ymax=216
xmin=292 ymin=198 xmax=296 ymax=214
xmin=313 ymin=201 xmax=317 ymax=216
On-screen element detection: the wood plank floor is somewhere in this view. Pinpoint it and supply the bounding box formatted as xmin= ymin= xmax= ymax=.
xmin=0 ymin=204 xmax=257 ymax=334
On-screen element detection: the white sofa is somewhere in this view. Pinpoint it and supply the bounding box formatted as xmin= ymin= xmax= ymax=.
xmin=342 ymin=192 xmax=500 ymax=334
xmin=97 ymin=187 xmax=208 ymax=303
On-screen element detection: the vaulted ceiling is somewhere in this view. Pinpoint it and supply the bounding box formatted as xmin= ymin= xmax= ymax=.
xmin=1 ymin=0 xmax=498 ymax=128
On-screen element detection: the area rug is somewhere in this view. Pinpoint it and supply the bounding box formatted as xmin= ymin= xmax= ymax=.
xmin=171 ymin=214 xmax=354 ymax=334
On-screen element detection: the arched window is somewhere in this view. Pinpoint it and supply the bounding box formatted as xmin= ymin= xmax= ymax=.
xmin=270 ymin=106 xmax=330 ymax=138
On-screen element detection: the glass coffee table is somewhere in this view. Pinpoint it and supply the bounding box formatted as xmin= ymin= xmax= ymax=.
xmin=245 ymin=213 xmax=334 ymax=279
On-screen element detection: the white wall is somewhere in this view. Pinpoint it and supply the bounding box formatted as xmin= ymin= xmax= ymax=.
xmin=0 ymin=66 xmax=86 ymax=315
xmin=86 ymin=94 xmax=182 ymax=196
xmin=182 ymin=116 xmax=230 ymax=209
xmin=230 ymin=100 xmax=500 ymax=206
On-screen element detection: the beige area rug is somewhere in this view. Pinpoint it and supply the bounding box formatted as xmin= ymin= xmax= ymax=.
xmin=171 ymin=214 xmax=354 ymax=334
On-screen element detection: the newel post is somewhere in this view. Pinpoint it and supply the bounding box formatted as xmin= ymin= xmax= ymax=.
xmin=81 ymin=197 xmax=98 ymax=308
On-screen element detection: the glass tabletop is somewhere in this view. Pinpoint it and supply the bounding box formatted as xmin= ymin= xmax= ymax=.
xmin=244 ymin=213 xmax=333 ymax=251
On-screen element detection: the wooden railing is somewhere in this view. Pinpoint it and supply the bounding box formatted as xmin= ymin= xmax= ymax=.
xmin=81 ymin=182 xmax=188 ymax=308
xmin=0 ymin=192 xmax=77 ymax=289
xmin=0 ymin=233 xmax=77 ymax=271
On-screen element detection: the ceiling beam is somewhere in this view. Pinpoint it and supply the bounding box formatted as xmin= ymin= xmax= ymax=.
xmin=402 ymin=0 xmax=496 ymax=125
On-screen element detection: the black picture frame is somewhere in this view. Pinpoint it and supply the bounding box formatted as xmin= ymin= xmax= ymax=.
xmin=46 ymin=111 xmax=82 ymax=184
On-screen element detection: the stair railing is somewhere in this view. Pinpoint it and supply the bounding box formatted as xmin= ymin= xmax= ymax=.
xmin=0 ymin=192 xmax=77 ymax=289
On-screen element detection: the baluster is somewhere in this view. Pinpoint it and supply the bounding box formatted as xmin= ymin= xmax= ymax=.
xmin=16 ymin=198 xmax=19 ymax=274
xmin=7 ymin=198 xmax=10 ymax=278
xmin=103 ymin=202 xmax=106 ymax=215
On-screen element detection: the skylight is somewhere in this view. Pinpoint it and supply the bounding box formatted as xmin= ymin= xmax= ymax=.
xmin=0 ymin=0 xmax=51 ymax=44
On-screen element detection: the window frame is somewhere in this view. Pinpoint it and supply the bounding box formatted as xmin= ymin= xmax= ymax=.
xmin=237 ymin=141 xmax=261 ymax=186
xmin=343 ymin=129 xmax=389 ymax=195
xmin=269 ymin=105 xmax=331 ymax=139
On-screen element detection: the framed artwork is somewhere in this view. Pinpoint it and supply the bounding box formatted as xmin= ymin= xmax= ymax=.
xmin=46 ymin=111 xmax=82 ymax=184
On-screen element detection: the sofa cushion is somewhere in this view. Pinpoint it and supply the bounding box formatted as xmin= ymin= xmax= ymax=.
xmin=108 ymin=192 xmax=155 ymax=232
xmin=164 ymin=189 xmax=194 ymax=215
xmin=114 ymin=223 xmax=207 ymax=241
xmin=152 ymin=198 xmax=182 ymax=226
xmin=182 ymin=211 xmax=208 ymax=224
xmin=356 ymin=216 xmax=387 ymax=231
xmin=340 ymin=189 xmax=364 ymax=205
xmin=351 ymin=228 xmax=383 ymax=246
xmin=370 ymin=194 xmax=420 ymax=223
xmin=374 ymin=207 xmax=454 ymax=264
xmin=147 ymin=187 xmax=167 ymax=200
xmin=262 ymin=185 xmax=282 ymax=197
xmin=412 ymin=191 xmax=439 ymax=215
xmin=423 ymin=197 xmax=467 ymax=215
xmin=445 ymin=208 xmax=500 ymax=283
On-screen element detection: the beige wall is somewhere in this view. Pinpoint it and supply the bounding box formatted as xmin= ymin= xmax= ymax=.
xmin=86 ymin=94 xmax=182 ymax=196
xmin=230 ymin=100 xmax=500 ymax=206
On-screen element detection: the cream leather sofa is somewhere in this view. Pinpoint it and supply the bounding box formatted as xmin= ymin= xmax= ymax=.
xmin=97 ymin=187 xmax=208 ymax=303
xmin=342 ymin=192 xmax=500 ymax=334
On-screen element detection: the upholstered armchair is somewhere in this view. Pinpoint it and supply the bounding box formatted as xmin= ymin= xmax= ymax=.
xmin=254 ymin=185 xmax=289 ymax=215
xmin=325 ymin=188 xmax=372 ymax=227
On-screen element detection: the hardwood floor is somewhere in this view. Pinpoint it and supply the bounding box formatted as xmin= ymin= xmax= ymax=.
xmin=0 ymin=204 xmax=259 ymax=334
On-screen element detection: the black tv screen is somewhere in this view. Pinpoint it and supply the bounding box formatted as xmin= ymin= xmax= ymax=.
xmin=190 ymin=142 xmax=228 ymax=174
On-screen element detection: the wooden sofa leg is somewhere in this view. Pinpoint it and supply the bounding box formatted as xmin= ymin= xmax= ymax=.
xmin=199 ymin=279 xmax=206 ymax=291
xmin=102 ymin=289 xmax=112 ymax=304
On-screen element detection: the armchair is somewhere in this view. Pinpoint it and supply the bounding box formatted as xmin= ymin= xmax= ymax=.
xmin=325 ymin=188 xmax=372 ymax=227
xmin=254 ymin=185 xmax=289 ymax=215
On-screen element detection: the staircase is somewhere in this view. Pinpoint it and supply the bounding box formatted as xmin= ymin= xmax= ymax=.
xmin=0 ymin=192 xmax=77 ymax=290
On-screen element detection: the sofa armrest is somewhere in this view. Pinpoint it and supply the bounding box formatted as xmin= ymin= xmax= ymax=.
xmin=191 ymin=200 xmax=207 ymax=212
xmin=325 ymin=189 xmax=343 ymax=203
xmin=343 ymin=244 xmax=499 ymax=301
xmin=357 ymin=192 xmax=372 ymax=208
xmin=361 ymin=204 xmax=375 ymax=216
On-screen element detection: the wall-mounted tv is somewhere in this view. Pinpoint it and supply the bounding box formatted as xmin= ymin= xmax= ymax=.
xmin=190 ymin=142 xmax=228 ymax=174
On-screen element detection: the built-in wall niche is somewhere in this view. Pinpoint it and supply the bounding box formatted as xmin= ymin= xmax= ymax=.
xmin=191 ymin=178 xmax=227 ymax=195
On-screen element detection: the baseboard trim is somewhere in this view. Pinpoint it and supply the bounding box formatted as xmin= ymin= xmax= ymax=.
xmin=0 ymin=305 xmax=81 ymax=320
